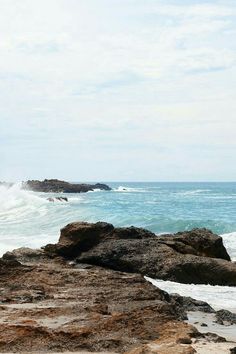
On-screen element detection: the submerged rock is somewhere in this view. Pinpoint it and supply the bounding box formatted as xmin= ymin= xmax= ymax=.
xmin=44 ymin=222 xmax=236 ymax=286
xmin=23 ymin=179 xmax=111 ymax=193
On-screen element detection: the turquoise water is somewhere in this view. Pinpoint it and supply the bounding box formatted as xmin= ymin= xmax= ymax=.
xmin=0 ymin=182 xmax=236 ymax=258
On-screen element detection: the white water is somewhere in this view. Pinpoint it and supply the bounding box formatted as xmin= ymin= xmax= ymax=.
xmin=221 ymin=231 xmax=236 ymax=261
xmin=0 ymin=182 xmax=236 ymax=312
xmin=146 ymin=277 xmax=236 ymax=312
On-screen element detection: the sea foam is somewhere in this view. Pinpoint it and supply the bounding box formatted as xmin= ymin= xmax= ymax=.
xmin=146 ymin=277 xmax=236 ymax=312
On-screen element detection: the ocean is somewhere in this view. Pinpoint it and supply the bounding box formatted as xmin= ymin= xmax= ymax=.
xmin=1 ymin=181 xmax=236 ymax=310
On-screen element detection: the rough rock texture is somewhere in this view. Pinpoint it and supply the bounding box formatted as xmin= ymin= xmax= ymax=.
xmin=171 ymin=295 xmax=215 ymax=313
xmin=23 ymin=179 xmax=111 ymax=193
xmin=215 ymin=309 xmax=236 ymax=325
xmin=2 ymin=247 xmax=46 ymax=264
xmin=45 ymin=222 xmax=236 ymax=286
xmin=164 ymin=228 xmax=230 ymax=261
xmin=1 ymin=221 xmax=235 ymax=353
xmin=0 ymin=253 xmax=198 ymax=353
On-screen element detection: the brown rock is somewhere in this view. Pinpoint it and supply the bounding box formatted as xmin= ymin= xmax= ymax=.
xmin=0 ymin=255 xmax=197 ymax=353
xmin=47 ymin=222 xmax=236 ymax=285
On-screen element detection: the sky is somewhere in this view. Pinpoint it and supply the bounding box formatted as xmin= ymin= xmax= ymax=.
xmin=0 ymin=0 xmax=236 ymax=182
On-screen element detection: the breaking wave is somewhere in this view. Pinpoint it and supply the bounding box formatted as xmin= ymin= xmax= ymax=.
xmin=146 ymin=277 xmax=236 ymax=311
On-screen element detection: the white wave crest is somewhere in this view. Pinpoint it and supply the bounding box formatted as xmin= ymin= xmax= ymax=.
xmin=177 ymin=189 xmax=211 ymax=196
xmin=221 ymin=231 xmax=236 ymax=261
xmin=146 ymin=277 xmax=236 ymax=312
xmin=0 ymin=183 xmax=47 ymax=221
xmin=114 ymin=186 xmax=145 ymax=193
xmin=87 ymin=188 xmax=102 ymax=193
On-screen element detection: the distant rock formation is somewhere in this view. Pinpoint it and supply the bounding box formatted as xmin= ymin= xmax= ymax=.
xmin=44 ymin=222 xmax=236 ymax=286
xmin=23 ymin=179 xmax=111 ymax=193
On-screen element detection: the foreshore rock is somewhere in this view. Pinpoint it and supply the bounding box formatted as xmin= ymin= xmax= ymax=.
xmin=44 ymin=222 xmax=236 ymax=286
xmin=23 ymin=179 xmax=111 ymax=193
xmin=1 ymin=222 xmax=236 ymax=353
xmin=215 ymin=309 xmax=236 ymax=325
xmin=0 ymin=252 xmax=199 ymax=353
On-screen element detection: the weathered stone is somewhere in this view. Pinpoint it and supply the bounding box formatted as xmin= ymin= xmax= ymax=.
xmin=0 ymin=255 xmax=197 ymax=353
xmin=171 ymin=295 xmax=215 ymax=313
xmin=3 ymin=247 xmax=45 ymax=263
xmin=215 ymin=309 xmax=236 ymax=325
xmin=23 ymin=179 xmax=111 ymax=193
xmin=44 ymin=222 xmax=236 ymax=286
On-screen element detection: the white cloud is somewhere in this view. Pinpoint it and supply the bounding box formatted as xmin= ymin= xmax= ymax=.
xmin=0 ymin=0 xmax=235 ymax=180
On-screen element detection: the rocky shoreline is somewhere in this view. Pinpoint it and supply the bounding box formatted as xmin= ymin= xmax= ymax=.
xmin=44 ymin=222 xmax=236 ymax=286
xmin=23 ymin=179 xmax=112 ymax=193
xmin=0 ymin=222 xmax=236 ymax=353
xmin=1 ymin=180 xmax=112 ymax=193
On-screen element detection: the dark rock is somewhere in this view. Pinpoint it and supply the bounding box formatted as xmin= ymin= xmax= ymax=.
xmin=0 ymin=258 xmax=23 ymax=274
xmin=47 ymin=197 xmax=68 ymax=202
xmin=44 ymin=222 xmax=236 ymax=286
xmin=2 ymin=247 xmax=45 ymax=264
xmin=23 ymin=179 xmax=111 ymax=193
xmin=176 ymin=337 xmax=192 ymax=344
xmin=230 ymin=347 xmax=236 ymax=354
xmin=203 ymin=332 xmax=227 ymax=342
xmin=47 ymin=197 xmax=54 ymax=202
xmin=215 ymin=309 xmax=236 ymax=325
xmin=45 ymin=222 xmax=115 ymax=258
xmin=172 ymin=294 xmax=215 ymax=313
xmin=167 ymin=228 xmax=230 ymax=261
xmin=200 ymin=323 xmax=208 ymax=327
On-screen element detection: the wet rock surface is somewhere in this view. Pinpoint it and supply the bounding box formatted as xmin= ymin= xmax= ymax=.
xmin=215 ymin=309 xmax=236 ymax=325
xmin=23 ymin=179 xmax=111 ymax=193
xmin=0 ymin=221 xmax=235 ymax=353
xmin=45 ymin=222 xmax=236 ymax=286
xmin=0 ymin=254 xmax=197 ymax=353
xmin=171 ymin=295 xmax=215 ymax=313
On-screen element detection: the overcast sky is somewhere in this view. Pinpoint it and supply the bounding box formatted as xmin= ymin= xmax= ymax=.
xmin=0 ymin=0 xmax=235 ymax=182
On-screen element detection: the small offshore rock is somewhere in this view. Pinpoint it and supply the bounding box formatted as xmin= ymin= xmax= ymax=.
xmin=200 ymin=323 xmax=208 ymax=327
xmin=47 ymin=197 xmax=68 ymax=202
xmin=215 ymin=309 xmax=236 ymax=325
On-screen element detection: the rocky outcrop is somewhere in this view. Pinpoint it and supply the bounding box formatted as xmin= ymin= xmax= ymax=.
xmin=0 ymin=252 xmax=199 ymax=353
xmin=3 ymin=247 xmax=46 ymax=264
xmin=171 ymin=295 xmax=215 ymax=313
xmin=1 ymin=222 xmax=236 ymax=353
xmin=162 ymin=228 xmax=231 ymax=261
xmin=44 ymin=222 xmax=236 ymax=286
xmin=215 ymin=309 xmax=236 ymax=325
xmin=23 ymin=179 xmax=111 ymax=193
